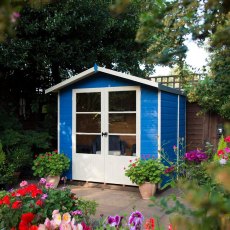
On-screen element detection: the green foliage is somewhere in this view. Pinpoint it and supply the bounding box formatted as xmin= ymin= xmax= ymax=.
xmin=75 ymin=198 xmax=97 ymax=224
xmin=0 ymin=140 xmax=15 ymax=186
xmin=32 ymin=151 xmax=70 ymax=177
xmin=125 ymin=158 xmax=167 ymax=185
xmin=112 ymin=0 xmax=230 ymax=119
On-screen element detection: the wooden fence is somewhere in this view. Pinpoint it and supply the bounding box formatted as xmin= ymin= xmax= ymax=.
xmin=151 ymin=74 xmax=229 ymax=151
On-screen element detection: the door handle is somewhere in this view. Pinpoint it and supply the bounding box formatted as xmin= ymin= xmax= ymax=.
xmin=102 ymin=132 xmax=108 ymax=137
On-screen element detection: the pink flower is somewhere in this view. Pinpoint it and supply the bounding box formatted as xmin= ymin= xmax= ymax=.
xmin=39 ymin=178 xmax=46 ymax=184
xmin=71 ymin=210 xmax=82 ymax=216
xmin=45 ymin=182 xmax=54 ymax=189
xmin=20 ymin=180 xmax=28 ymax=187
xmin=224 ymin=147 xmax=230 ymax=153
xmin=224 ymin=136 xmax=230 ymax=143
xmin=173 ymin=145 xmax=177 ymax=150
xmin=168 ymin=224 xmax=176 ymax=230
xmin=11 ymin=12 xmax=20 ymax=23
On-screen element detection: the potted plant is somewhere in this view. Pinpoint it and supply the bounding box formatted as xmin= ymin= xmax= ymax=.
xmin=125 ymin=158 xmax=167 ymax=199
xmin=32 ymin=150 xmax=70 ymax=188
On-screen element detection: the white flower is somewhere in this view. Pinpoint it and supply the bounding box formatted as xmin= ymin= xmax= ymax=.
xmin=219 ymin=158 xmax=227 ymax=165
xmin=76 ymin=223 xmax=83 ymax=230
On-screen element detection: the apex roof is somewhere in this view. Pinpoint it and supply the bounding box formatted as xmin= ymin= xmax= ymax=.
xmin=45 ymin=65 xmax=183 ymax=95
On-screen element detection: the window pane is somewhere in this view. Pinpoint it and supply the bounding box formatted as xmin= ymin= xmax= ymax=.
xmin=76 ymin=114 xmax=101 ymax=133
xmin=76 ymin=93 xmax=101 ymax=112
xmin=76 ymin=135 xmax=101 ymax=154
xmin=109 ymin=91 xmax=136 ymax=111
xmin=108 ymin=135 xmax=136 ymax=156
xmin=109 ymin=113 xmax=136 ymax=134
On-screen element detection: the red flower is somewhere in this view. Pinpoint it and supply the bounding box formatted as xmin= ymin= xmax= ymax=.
xmin=165 ymin=166 xmax=175 ymax=174
xmin=132 ymin=163 xmax=136 ymax=167
xmin=129 ymin=160 xmax=132 ymax=162
xmin=224 ymin=136 xmax=230 ymax=143
xmin=217 ymin=150 xmax=225 ymax=156
xmin=168 ymin=224 xmax=176 ymax=230
xmin=2 ymin=195 xmax=10 ymax=205
xmin=144 ymin=218 xmax=155 ymax=230
xmin=21 ymin=212 xmax=35 ymax=223
xmin=12 ymin=200 xmax=22 ymax=209
xmin=54 ymin=149 xmax=58 ymax=153
xmin=19 ymin=213 xmax=37 ymax=230
xmin=35 ymin=199 xmax=43 ymax=207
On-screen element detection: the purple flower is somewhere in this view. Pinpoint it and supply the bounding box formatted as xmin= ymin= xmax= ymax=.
xmin=128 ymin=211 xmax=144 ymax=230
xmin=41 ymin=193 xmax=48 ymax=200
xmin=185 ymin=149 xmax=208 ymax=163
xmin=71 ymin=210 xmax=83 ymax=216
xmin=107 ymin=215 xmax=122 ymax=227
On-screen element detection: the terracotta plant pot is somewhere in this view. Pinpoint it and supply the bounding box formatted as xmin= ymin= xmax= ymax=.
xmin=46 ymin=175 xmax=60 ymax=188
xmin=139 ymin=182 xmax=157 ymax=199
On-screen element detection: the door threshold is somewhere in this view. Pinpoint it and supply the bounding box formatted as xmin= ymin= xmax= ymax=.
xmin=68 ymin=180 xmax=138 ymax=192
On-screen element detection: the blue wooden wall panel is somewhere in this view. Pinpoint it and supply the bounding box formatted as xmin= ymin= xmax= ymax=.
xmin=141 ymin=87 xmax=158 ymax=158
xmin=161 ymin=92 xmax=178 ymax=162
xmin=59 ymin=89 xmax=73 ymax=178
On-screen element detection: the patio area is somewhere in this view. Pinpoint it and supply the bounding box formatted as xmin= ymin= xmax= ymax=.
xmin=69 ymin=182 xmax=182 ymax=227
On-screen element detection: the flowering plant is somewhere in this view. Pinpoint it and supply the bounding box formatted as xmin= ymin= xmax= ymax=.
xmin=0 ymin=179 xmax=96 ymax=229
xmin=32 ymin=151 xmax=70 ymax=177
xmin=184 ymin=149 xmax=208 ymax=163
xmin=125 ymin=158 xmax=167 ymax=185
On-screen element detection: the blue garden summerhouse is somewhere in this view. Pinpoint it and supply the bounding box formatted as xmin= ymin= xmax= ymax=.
xmin=45 ymin=66 xmax=186 ymax=185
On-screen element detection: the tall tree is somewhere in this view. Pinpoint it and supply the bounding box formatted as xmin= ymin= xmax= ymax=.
xmin=0 ymin=0 xmax=153 ymax=122
xmin=112 ymin=0 xmax=230 ymax=119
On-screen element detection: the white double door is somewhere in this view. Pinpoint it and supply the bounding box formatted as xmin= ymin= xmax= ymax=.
xmin=72 ymin=86 xmax=140 ymax=185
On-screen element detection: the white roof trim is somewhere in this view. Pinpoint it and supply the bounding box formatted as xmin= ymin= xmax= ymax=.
xmin=45 ymin=66 xmax=183 ymax=95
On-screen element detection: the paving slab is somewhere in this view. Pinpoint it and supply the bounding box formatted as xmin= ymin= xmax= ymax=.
xmin=69 ymin=182 xmax=182 ymax=227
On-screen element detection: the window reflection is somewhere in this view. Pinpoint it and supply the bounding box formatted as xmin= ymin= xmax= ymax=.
xmin=109 ymin=114 xmax=136 ymax=134
xmin=76 ymin=135 xmax=101 ymax=154
xmin=108 ymin=135 xmax=136 ymax=156
xmin=76 ymin=114 xmax=101 ymax=133
xmin=76 ymin=93 xmax=101 ymax=112
xmin=109 ymin=91 xmax=136 ymax=111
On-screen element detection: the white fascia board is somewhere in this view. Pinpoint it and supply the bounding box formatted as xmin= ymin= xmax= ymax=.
xmin=45 ymin=67 xmax=95 ymax=94
xmin=45 ymin=65 xmax=184 ymax=95
xmin=97 ymin=67 xmax=159 ymax=88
